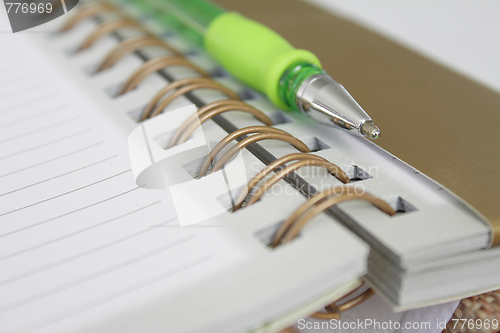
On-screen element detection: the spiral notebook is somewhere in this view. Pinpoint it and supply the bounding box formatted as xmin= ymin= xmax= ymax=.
xmin=0 ymin=1 xmax=499 ymax=333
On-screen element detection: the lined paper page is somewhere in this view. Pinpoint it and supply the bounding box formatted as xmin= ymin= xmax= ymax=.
xmin=0 ymin=34 xmax=227 ymax=333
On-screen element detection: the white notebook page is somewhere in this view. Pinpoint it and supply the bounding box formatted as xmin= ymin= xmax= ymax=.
xmin=0 ymin=33 xmax=217 ymax=332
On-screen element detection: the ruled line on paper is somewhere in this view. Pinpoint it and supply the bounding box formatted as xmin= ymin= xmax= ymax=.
xmin=151 ymin=218 xmax=224 ymax=228
xmin=0 ymin=129 xmax=92 ymax=161
xmin=0 ymin=186 xmax=144 ymax=238
xmin=0 ymin=201 xmax=162 ymax=262
xmin=0 ymin=103 xmax=68 ymax=129
xmin=8 ymin=255 xmax=212 ymax=333
xmin=0 ymin=155 xmax=117 ymax=197
xmin=0 ymin=92 xmax=58 ymax=113
xmin=0 ymin=235 xmax=197 ymax=314
xmin=157 ymin=225 xmax=224 ymax=228
xmin=0 ymin=68 xmax=36 ymax=85
xmin=1 ymin=74 xmax=42 ymax=89
xmin=0 ymin=141 xmax=105 ymax=179
xmin=0 ymin=215 xmax=176 ymax=286
xmin=0 ymin=115 xmax=80 ymax=144
xmin=0 ymin=170 xmax=131 ymax=217
xmin=0 ymin=79 xmax=45 ymax=98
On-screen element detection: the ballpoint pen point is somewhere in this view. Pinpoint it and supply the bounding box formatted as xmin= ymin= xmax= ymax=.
xmin=360 ymin=122 xmax=381 ymax=140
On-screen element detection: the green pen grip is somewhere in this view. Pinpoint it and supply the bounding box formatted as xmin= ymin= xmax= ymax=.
xmin=204 ymin=12 xmax=322 ymax=110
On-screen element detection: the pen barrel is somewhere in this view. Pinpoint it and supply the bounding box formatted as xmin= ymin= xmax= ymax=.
xmin=205 ymin=12 xmax=321 ymax=109
xmin=130 ymin=0 xmax=224 ymax=45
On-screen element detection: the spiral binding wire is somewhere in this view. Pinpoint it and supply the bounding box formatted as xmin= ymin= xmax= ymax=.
xmin=96 ymin=36 xmax=181 ymax=73
xmin=273 ymin=187 xmax=396 ymax=319
xmin=76 ymin=18 xmax=147 ymax=52
xmin=143 ymin=78 xmax=240 ymax=120
xmin=61 ymin=2 xmax=398 ymax=322
xmin=199 ymin=126 xmax=309 ymax=177
xmin=199 ymin=126 xmax=296 ymax=178
xmin=233 ymin=153 xmax=345 ymax=210
xmin=213 ymin=132 xmax=313 ymax=174
xmin=117 ymin=56 xmax=212 ymax=95
xmin=273 ymin=187 xmax=396 ymax=246
xmin=59 ymin=2 xmax=118 ymax=33
xmin=237 ymin=157 xmax=350 ymax=209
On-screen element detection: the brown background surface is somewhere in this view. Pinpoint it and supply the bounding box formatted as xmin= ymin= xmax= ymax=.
xmin=214 ymin=0 xmax=500 ymax=243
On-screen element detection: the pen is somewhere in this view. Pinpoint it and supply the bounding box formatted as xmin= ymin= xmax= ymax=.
xmin=140 ymin=0 xmax=381 ymax=139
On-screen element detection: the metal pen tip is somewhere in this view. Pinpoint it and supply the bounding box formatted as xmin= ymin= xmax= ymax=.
xmin=360 ymin=122 xmax=381 ymax=139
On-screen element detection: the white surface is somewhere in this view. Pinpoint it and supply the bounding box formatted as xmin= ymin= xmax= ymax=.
xmin=304 ymin=0 xmax=500 ymax=94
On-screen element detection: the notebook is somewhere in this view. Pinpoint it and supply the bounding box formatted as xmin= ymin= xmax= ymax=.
xmin=0 ymin=1 xmax=498 ymax=332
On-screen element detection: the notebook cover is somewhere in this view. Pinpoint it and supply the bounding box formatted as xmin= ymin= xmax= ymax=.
xmin=213 ymin=0 xmax=500 ymax=246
